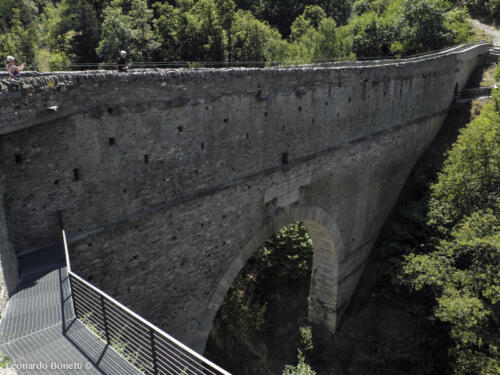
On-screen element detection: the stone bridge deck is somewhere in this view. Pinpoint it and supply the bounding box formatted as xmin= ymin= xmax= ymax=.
xmin=0 ymin=246 xmax=139 ymax=374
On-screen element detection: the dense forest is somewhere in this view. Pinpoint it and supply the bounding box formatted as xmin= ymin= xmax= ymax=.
xmin=0 ymin=0 xmax=497 ymax=70
xmin=400 ymin=91 xmax=500 ymax=375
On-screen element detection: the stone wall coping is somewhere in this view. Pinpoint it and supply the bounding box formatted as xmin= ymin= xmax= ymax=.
xmin=0 ymin=42 xmax=488 ymax=95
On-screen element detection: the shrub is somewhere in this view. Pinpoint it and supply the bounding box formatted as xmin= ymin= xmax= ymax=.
xmin=282 ymin=351 xmax=316 ymax=375
xmin=402 ymin=89 xmax=500 ymax=374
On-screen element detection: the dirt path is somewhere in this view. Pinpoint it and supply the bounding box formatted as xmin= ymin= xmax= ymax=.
xmin=470 ymin=18 xmax=500 ymax=46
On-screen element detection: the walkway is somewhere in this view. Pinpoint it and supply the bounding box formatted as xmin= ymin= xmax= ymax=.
xmin=470 ymin=18 xmax=500 ymax=46
xmin=0 ymin=245 xmax=140 ymax=374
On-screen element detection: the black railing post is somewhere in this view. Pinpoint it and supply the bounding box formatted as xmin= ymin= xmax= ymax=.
xmin=68 ymin=274 xmax=79 ymax=320
xmin=57 ymin=210 xmax=64 ymax=229
xmin=150 ymin=328 xmax=159 ymax=375
xmin=100 ymin=295 xmax=111 ymax=344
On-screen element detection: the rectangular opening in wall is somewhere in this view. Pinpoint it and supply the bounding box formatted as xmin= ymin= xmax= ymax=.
xmin=108 ymin=137 xmax=116 ymax=146
xmin=73 ymin=168 xmax=80 ymax=181
xmin=144 ymin=154 xmax=149 ymax=164
xmin=14 ymin=154 xmax=22 ymax=164
xmin=282 ymin=152 xmax=289 ymax=165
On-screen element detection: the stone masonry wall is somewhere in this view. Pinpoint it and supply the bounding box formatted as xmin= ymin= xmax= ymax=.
xmin=0 ymin=43 xmax=489 ymax=348
xmin=0 ymin=180 xmax=18 ymax=315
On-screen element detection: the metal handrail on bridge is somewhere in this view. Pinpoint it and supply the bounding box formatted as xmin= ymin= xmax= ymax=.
xmin=62 ymin=230 xmax=231 ymax=375
xmin=454 ymin=86 xmax=496 ymax=99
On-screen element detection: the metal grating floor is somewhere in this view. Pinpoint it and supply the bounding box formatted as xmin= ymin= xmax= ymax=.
xmin=0 ymin=246 xmax=141 ymax=374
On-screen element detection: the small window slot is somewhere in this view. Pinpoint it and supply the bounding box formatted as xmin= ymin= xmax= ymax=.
xmin=282 ymin=152 xmax=289 ymax=165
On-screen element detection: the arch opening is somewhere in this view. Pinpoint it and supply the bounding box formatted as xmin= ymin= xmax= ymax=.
xmin=202 ymin=208 xmax=341 ymax=373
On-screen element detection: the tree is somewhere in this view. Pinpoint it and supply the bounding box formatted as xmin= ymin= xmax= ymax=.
xmin=323 ymin=0 xmax=352 ymax=26
xmin=215 ymin=0 xmax=236 ymax=59
xmin=427 ymin=90 xmax=500 ymax=233
xmin=311 ymin=17 xmax=353 ymax=61
xmin=97 ymin=0 xmax=159 ymax=62
xmin=129 ymin=0 xmax=159 ymax=61
xmin=0 ymin=7 xmax=38 ymax=67
xmin=96 ymin=5 xmax=133 ymax=62
xmin=401 ymin=89 xmax=500 ymax=374
xmin=64 ymin=0 xmax=100 ymax=63
xmin=290 ymin=5 xmax=326 ymax=41
xmin=176 ymin=0 xmax=226 ymax=62
xmin=444 ymin=8 xmax=473 ymax=45
xmin=348 ymin=11 xmax=395 ymax=58
xmin=153 ymin=1 xmax=183 ymax=61
xmin=231 ymin=10 xmax=281 ymax=63
xmin=233 ymin=0 xmax=340 ymax=37
xmin=403 ymin=209 xmax=500 ymax=375
xmin=391 ymin=0 xmax=449 ymax=56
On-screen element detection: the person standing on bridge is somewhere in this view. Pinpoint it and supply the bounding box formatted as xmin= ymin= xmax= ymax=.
xmin=116 ymin=50 xmax=129 ymax=72
xmin=6 ymin=56 xmax=24 ymax=79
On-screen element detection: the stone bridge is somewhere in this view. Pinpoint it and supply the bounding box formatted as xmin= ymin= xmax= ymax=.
xmin=0 ymin=43 xmax=489 ymax=352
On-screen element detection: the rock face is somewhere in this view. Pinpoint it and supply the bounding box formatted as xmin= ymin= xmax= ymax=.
xmin=0 ymin=43 xmax=489 ymax=347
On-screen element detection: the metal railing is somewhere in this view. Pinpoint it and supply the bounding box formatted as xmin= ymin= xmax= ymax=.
xmin=62 ymin=230 xmax=231 ymax=375
xmin=0 ymin=42 xmax=489 ymax=75
xmin=454 ymin=86 xmax=496 ymax=99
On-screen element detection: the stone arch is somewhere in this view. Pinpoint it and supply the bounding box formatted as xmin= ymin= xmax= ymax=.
xmin=196 ymin=206 xmax=344 ymax=352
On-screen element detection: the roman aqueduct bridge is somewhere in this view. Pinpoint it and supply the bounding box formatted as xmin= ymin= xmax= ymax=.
xmin=0 ymin=42 xmax=489 ymax=351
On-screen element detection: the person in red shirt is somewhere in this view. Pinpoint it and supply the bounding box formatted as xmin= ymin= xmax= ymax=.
xmin=6 ymin=56 xmax=24 ymax=79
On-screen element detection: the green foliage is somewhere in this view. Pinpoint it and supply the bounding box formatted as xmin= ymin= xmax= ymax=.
xmin=64 ymin=0 xmax=100 ymax=63
xmin=230 ymin=10 xmax=280 ymax=63
xmin=267 ymin=14 xmax=354 ymax=64
xmin=290 ymin=5 xmax=326 ymax=41
xmin=348 ymin=11 xmax=395 ymax=58
xmin=311 ymin=18 xmax=351 ymax=61
xmin=401 ymin=89 xmax=500 ymax=374
xmin=403 ymin=209 xmax=500 ymax=374
xmin=458 ymin=0 xmax=500 ymax=20
xmin=346 ymin=0 xmax=472 ymax=59
xmin=0 ymin=352 xmax=10 ymax=369
xmin=184 ymin=0 xmax=226 ymax=61
xmin=428 ymin=89 xmax=500 ymax=232
xmin=495 ymin=64 xmax=500 ymax=82
xmin=0 ymin=0 xmax=475 ymax=69
xmin=216 ymin=277 xmax=268 ymax=340
xmin=444 ymin=8 xmax=473 ymax=45
xmin=47 ymin=51 xmax=71 ymax=71
xmin=97 ymin=0 xmax=159 ymax=62
xmin=282 ymin=351 xmax=316 ymax=375
xmin=81 ymin=312 xmax=152 ymax=373
xmin=0 ymin=7 xmax=38 ymax=67
xmin=486 ymin=0 xmax=500 ymax=17
xmin=39 ymin=1 xmax=71 ymax=54
xmin=299 ymin=326 xmax=314 ymax=352
xmin=213 ymin=222 xmax=313 ymax=341
xmin=391 ymin=0 xmax=449 ymax=56
xmin=258 ymin=222 xmax=313 ymax=281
